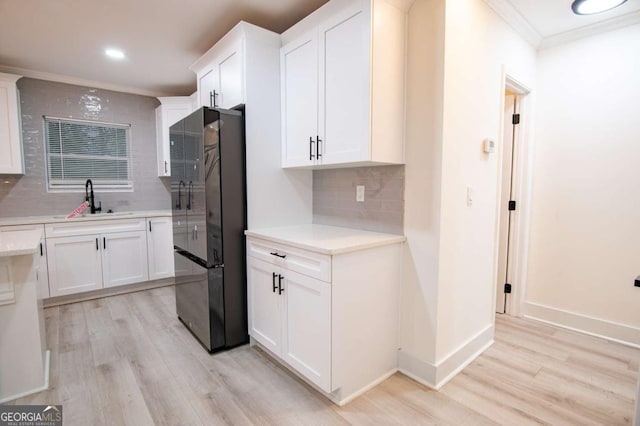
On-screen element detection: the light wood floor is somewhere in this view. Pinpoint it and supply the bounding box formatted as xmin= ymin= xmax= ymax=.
xmin=10 ymin=286 xmax=639 ymax=425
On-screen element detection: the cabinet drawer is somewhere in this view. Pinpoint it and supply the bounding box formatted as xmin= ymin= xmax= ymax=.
xmin=45 ymin=218 xmax=146 ymax=238
xmin=247 ymin=238 xmax=331 ymax=283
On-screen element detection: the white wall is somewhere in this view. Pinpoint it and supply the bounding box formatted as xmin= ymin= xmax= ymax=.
xmin=400 ymin=0 xmax=536 ymax=387
xmin=399 ymin=0 xmax=445 ymax=372
xmin=525 ymin=24 xmax=640 ymax=345
xmin=436 ymin=0 xmax=536 ymax=361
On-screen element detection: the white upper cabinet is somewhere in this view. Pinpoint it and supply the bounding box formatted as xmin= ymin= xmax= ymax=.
xmin=281 ymin=32 xmax=319 ymax=167
xmin=155 ymin=97 xmax=192 ymax=177
xmin=192 ymin=28 xmax=245 ymax=110
xmin=0 ymin=73 xmax=24 ymax=174
xmin=281 ymin=0 xmax=408 ymax=169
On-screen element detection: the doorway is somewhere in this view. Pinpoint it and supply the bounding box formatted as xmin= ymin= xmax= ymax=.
xmin=495 ymin=78 xmax=529 ymax=315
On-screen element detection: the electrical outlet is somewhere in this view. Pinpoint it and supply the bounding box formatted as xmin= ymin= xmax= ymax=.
xmin=635 ymin=276 xmax=640 ymax=287
xmin=356 ymin=185 xmax=365 ymax=202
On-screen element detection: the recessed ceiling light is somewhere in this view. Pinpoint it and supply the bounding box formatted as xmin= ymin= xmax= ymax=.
xmin=571 ymin=0 xmax=627 ymax=15
xmin=105 ymin=48 xmax=125 ymax=60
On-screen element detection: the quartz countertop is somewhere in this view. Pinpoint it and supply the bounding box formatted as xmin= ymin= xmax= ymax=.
xmin=0 ymin=210 xmax=172 ymax=227
xmin=0 ymin=229 xmax=43 ymax=257
xmin=245 ymin=224 xmax=406 ymax=255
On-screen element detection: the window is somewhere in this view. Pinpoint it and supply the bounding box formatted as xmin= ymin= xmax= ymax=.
xmin=44 ymin=116 xmax=133 ymax=192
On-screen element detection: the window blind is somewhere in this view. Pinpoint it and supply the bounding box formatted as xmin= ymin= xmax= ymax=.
xmin=44 ymin=116 xmax=133 ymax=192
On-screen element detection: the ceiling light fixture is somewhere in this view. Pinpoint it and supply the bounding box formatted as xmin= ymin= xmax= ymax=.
xmin=104 ymin=48 xmax=125 ymax=60
xmin=571 ymin=0 xmax=627 ymax=15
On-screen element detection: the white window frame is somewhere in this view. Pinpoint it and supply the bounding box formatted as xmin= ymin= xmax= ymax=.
xmin=43 ymin=116 xmax=133 ymax=193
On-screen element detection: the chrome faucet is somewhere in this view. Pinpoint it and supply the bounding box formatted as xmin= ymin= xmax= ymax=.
xmin=85 ymin=179 xmax=102 ymax=214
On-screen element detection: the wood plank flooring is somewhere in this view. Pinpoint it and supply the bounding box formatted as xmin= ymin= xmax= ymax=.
xmin=9 ymin=286 xmax=640 ymax=425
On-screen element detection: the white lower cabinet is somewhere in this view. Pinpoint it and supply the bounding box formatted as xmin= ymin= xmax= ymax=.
xmin=146 ymin=217 xmax=175 ymax=280
xmin=102 ymin=231 xmax=149 ymax=288
xmin=42 ymin=216 xmax=173 ymax=298
xmin=47 ymin=234 xmax=103 ymax=297
xmin=1 ymin=224 xmax=49 ymax=298
xmin=248 ymin=256 xmax=331 ymax=392
xmin=247 ymin=232 xmax=403 ymax=405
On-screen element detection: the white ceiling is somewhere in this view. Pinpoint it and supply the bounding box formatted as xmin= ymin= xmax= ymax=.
xmin=0 ymin=0 xmax=638 ymax=96
xmin=0 ymin=0 xmax=328 ymax=96
xmin=507 ymin=0 xmax=640 ymax=38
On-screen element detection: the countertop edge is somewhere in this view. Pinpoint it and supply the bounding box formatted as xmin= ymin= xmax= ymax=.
xmin=245 ymin=230 xmax=406 ymax=255
xmin=0 ymin=247 xmax=39 ymax=258
xmin=0 ymin=211 xmax=172 ymax=227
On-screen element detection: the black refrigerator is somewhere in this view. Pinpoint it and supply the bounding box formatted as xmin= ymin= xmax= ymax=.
xmin=170 ymin=106 xmax=247 ymax=352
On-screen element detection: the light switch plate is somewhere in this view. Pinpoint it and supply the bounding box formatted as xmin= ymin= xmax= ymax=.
xmin=356 ymin=185 xmax=365 ymax=202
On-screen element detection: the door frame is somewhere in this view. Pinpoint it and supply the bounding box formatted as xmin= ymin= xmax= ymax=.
xmin=493 ymin=68 xmax=534 ymax=317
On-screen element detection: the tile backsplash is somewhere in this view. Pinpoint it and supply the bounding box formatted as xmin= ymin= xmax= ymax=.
xmin=0 ymin=78 xmax=170 ymax=218
xmin=313 ymin=165 xmax=404 ymax=235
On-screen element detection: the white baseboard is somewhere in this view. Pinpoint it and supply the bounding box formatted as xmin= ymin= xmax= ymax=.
xmin=398 ymin=324 xmax=494 ymax=389
xmin=0 ymin=350 xmax=50 ymax=404
xmin=524 ymin=302 xmax=640 ymax=348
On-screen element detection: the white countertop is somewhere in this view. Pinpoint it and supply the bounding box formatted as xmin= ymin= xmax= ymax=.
xmin=245 ymin=224 xmax=405 ymax=255
xmin=0 ymin=229 xmax=43 ymax=257
xmin=0 ymin=210 xmax=172 ymax=227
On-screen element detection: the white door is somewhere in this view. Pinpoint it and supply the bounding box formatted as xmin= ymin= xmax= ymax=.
xmin=496 ymin=94 xmax=519 ymax=314
xmin=281 ymin=31 xmax=319 ymax=168
xmin=102 ymin=231 xmax=149 ymax=288
xmin=282 ymin=269 xmax=332 ymax=392
xmin=248 ymin=257 xmax=282 ymax=355
xmin=318 ymin=4 xmax=370 ymax=165
xmin=217 ymin=43 xmax=244 ymax=109
xmin=0 ymin=76 xmax=23 ymax=174
xmin=199 ymin=68 xmax=218 ymax=108
xmin=47 ymin=235 xmax=103 ymax=297
xmin=147 ymin=217 xmax=175 ymax=280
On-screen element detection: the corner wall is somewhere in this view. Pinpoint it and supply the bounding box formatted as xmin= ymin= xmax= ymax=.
xmin=525 ymin=24 xmax=640 ymax=346
xmin=400 ymin=0 xmax=537 ymax=387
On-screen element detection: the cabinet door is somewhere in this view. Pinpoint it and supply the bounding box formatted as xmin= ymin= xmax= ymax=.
xmin=318 ymin=4 xmax=370 ymax=165
xmin=147 ymin=217 xmax=175 ymax=280
xmin=47 ymin=235 xmax=103 ymax=297
xmin=101 ymin=231 xmax=149 ymax=288
xmin=247 ymin=257 xmax=282 ymax=355
xmin=282 ymin=269 xmax=332 ymax=392
xmin=281 ymin=31 xmax=319 ymax=168
xmin=199 ymin=68 xmax=218 ymax=108
xmin=0 ymin=75 xmax=23 ymax=174
xmin=156 ymin=101 xmax=192 ymax=177
xmin=216 ymin=42 xmax=244 ymax=109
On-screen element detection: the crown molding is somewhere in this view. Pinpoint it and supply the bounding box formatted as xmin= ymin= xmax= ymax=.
xmin=539 ymin=9 xmax=640 ymax=50
xmin=483 ymin=0 xmax=543 ymax=48
xmin=0 ymin=65 xmax=173 ymax=98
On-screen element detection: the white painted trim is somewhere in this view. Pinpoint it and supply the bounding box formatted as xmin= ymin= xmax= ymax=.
xmin=0 ymin=350 xmax=50 ymax=404
xmin=334 ymin=368 xmax=398 ymax=406
xmin=482 ymin=0 xmax=542 ymax=48
xmin=524 ymin=302 xmax=640 ymax=348
xmin=398 ymin=324 xmax=494 ymax=389
xmin=0 ymin=65 xmax=174 ymax=97
xmin=493 ymin=70 xmax=534 ymax=318
xmin=539 ymin=10 xmax=640 ymax=50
